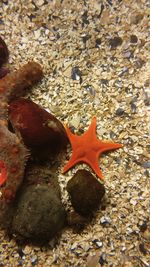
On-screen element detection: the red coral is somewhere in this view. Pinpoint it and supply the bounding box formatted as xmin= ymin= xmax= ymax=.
xmin=0 ymin=62 xmax=43 ymax=202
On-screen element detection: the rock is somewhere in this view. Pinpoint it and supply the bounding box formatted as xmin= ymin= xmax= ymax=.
xmin=67 ymin=170 xmax=105 ymax=217
xmin=0 ymin=36 xmax=9 ymax=67
xmin=11 ymin=184 xmax=66 ymax=244
xmin=8 ymin=98 xmax=68 ymax=159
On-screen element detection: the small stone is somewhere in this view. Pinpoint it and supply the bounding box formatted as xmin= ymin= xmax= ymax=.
xmin=81 ymin=11 xmax=89 ymax=25
xmin=118 ymin=67 xmax=128 ymax=77
xmin=82 ymin=34 xmax=91 ymax=44
xmin=130 ymin=100 xmax=137 ymax=113
xmin=99 ymin=253 xmax=107 ymax=265
xmin=100 ymin=216 xmax=111 ymax=225
xmin=30 ymin=255 xmax=38 ymax=265
xmin=139 ymin=220 xmax=148 ymax=232
xmin=71 ymin=67 xmax=82 ymax=83
xmin=84 ymin=85 xmax=95 ymax=96
xmin=95 ymin=38 xmax=101 ymax=48
xmin=109 ymin=36 xmax=123 ymax=49
xmin=130 ymin=34 xmax=138 ymax=43
xmin=123 ymin=51 xmax=132 ymax=59
xmin=67 ymin=169 xmax=105 ymax=217
xmin=115 ymin=107 xmax=125 ymax=116
xmin=134 ymin=58 xmax=145 ymax=69
xmin=93 ymin=239 xmax=103 ymax=248
xmin=142 ymin=162 xmax=150 ymax=168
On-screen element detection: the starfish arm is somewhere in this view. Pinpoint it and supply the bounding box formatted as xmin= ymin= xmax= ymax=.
xmin=83 ymin=116 xmax=97 ymax=139
xmin=80 ymin=157 xmax=103 ymax=179
xmin=97 ymin=141 xmax=123 ymax=154
xmin=83 ymin=152 xmax=104 ymax=180
xmin=63 ymin=153 xmax=80 ymax=173
xmin=65 ymin=125 xmax=81 ymax=147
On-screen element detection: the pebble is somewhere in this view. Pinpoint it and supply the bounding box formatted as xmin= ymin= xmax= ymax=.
xmin=93 ymin=239 xmax=103 ymax=248
xmin=115 ymin=107 xmax=125 ymax=116
xmin=99 ymin=252 xmax=107 ymax=265
xmin=130 ymin=34 xmax=138 ymax=43
xmin=30 ymin=255 xmax=38 ymax=265
xmin=123 ymin=51 xmax=132 ymax=58
xmin=100 ymin=216 xmax=111 ymax=225
xmin=84 ymin=85 xmax=95 ymax=96
xmin=71 ymin=66 xmax=82 ymax=83
xmin=95 ymin=38 xmax=101 ymax=48
xmin=118 ymin=67 xmax=129 ymax=77
xmin=142 ymin=162 xmax=150 ymax=168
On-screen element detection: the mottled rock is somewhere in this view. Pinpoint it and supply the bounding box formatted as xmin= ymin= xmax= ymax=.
xmin=67 ymin=170 xmax=105 ymax=217
xmin=11 ymin=184 xmax=66 ymax=244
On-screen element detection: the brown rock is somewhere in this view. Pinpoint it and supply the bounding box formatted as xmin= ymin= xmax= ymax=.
xmin=67 ymin=169 xmax=105 ymax=217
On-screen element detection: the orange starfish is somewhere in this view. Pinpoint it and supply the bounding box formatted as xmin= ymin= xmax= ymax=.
xmin=63 ymin=117 xmax=122 ymax=180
